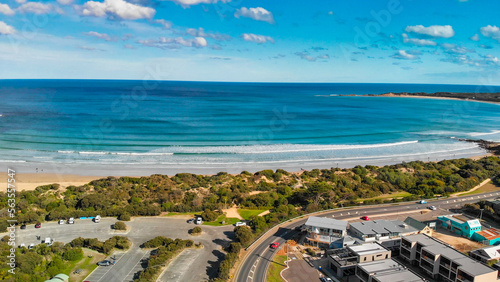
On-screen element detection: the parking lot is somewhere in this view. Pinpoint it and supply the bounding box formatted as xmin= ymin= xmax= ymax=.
xmin=8 ymin=217 xmax=234 ymax=282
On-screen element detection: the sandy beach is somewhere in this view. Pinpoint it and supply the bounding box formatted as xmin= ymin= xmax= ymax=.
xmin=369 ymin=93 xmax=500 ymax=106
xmin=0 ymin=172 xmax=102 ymax=192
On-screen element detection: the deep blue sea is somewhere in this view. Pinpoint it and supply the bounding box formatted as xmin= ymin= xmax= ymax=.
xmin=1 ymin=80 xmax=500 ymax=175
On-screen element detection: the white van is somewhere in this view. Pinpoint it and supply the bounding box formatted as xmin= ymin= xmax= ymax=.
xmin=44 ymin=238 xmax=53 ymax=246
xmin=94 ymin=215 xmax=101 ymax=223
xmin=235 ymin=222 xmax=246 ymax=227
xmin=195 ymin=217 xmax=203 ymax=225
xmin=67 ymin=217 xmax=75 ymax=224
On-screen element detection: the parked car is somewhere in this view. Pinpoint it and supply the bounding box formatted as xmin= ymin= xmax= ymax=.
xmin=361 ymin=216 xmax=370 ymax=221
xmin=428 ymin=206 xmax=437 ymax=211
xmin=35 ymin=223 xmax=41 ymax=228
xmin=58 ymin=219 xmax=65 ymax=225
xmin=20 ymin=224 xmax=26 ymax=230
xmin=28 ymin=243 xmax=35 ymax=249
xmin=235 ymin=222 xmax=246 ymax=227
xmin=187 ymin=218 xmax=194 ymax=224
xmin=419 ymin=200 xmax=427 ymax=204
xmin=67 ymin=217 xmax=75 ymax=224
xmin=195 ymin=217 xmax=203 ymax=225
xmin=19 ymin=243 xmax=26 ymax=248
xmin=94 ymin=215 xmax=101 ymax=223
xmin=270 ymin=242 xmax=280 ymax=249
xmin=320 ymin=278 xmax=333 ymax=282
xmin=97 ymin=260 xmax=115 ymax=266
xmin=44 ymin=238 xmax=53 ymax=246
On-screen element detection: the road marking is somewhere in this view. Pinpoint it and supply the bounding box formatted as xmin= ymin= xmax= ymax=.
xmin=122 ymin=250 xmax=149 ymax=281
xmin=94 ymin=253 xmax=126 ymax=282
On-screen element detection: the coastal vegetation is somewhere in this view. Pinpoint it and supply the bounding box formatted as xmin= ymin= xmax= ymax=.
xmin=137 ymin=237 xmax=195 ymax=281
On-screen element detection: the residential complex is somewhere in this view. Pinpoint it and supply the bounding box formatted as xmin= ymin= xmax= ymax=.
xmin=328 ymin=242 xmax=391 ymax=277
xmin=356 ymin=258 xmax=425 ymax=282
xmin=349 ymin=219 xmax=419 ymax=251
xmin=400 ymin=234 xmax=498 ymax=282
xmin=304 ymin=216 xmax=348 ymax=246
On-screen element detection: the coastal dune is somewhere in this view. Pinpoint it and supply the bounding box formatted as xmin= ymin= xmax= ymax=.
xmin=0 ymin=172 xmax=101 ymax=192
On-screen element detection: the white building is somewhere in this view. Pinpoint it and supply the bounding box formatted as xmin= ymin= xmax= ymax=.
xmin=304 ymin=216 xmax=348 ymax=246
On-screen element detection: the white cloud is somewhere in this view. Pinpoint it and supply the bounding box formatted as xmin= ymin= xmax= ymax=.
xmin=0 ymin=21 xmax=16 ymax=35
xmin=470 ymin=34 xmax=480 ymax=41
xmin=405 ymin=25 xmax=455 ymax=38
xmin=57 ymin=0 xmax=74 ymax=5
xmin=154 ymin=19 xmax=172 ymax=29
xmin=167 ymin=0 xmax=230 ymax=7
xmin=185 ymin=27 xmax=230 ymax=41
xmin=138 ymin=36 xmax=207 ymax=48
xmin=0 ymin=4 xmax=15 ymax=15
xmin=18 ymin=2 xmax=55 ymax=14
xmin=402 ymin=33 xmax=436 ymax=46
xmin=15 ymin=0 xmax=27 ymax=3
xmin=441 ymin=43 xmax=474 ymax=54
xmin=235 ymin=7 xmax=274 ymax=24
xmin=242 ymin=33 xmax=274 ymax=44
xmin=83 ymin=31 xmax=113 ymax=41
xmin=391 ymin=50 xmax=420 ymax=60
xmin=480 ymin=25 xmax=500 ymax=43
xmin=82 ymin=0 xmax=156 ymax=20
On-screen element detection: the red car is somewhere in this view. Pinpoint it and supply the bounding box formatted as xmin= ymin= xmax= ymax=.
xmin=35 ymin=223 xmax=41 ymax=228
xmin=361 ymin=216 xmax=370 ymax=221
xmin=270 ymin=242 xmax=280 ymax=249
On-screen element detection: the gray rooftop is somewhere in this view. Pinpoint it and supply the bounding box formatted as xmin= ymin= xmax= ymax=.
xmin=350 ymin=219 xmax=418 ymax=235
xmin=304 ymin=216 xmax=348 ymax=231
xmin=349 ymin=242 xmax=388 ymax=256
xmin=358 ymin=259 xmax=424 ymax=282
xmin=403 ymin=234 xmax=496 ymax=276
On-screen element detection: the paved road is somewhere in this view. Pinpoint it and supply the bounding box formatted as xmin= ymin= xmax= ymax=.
xmin=10 ymin=217 xmax=234 ymax=282
xmin=236 ymin=191 xmax=500 ymax=282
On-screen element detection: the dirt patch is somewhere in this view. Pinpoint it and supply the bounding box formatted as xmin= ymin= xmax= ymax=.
xmin=249 ymin=191 xmax=265 ymax=196
xmin=223 ymin=205 xmax=243 ymax=220
xmin=258 ymin=210 xmax=270 ymax=217
xmin=432 ymin=228 xmax=486 ymax=253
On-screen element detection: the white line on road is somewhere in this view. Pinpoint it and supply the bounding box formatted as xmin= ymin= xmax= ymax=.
xmin=122 ymin=250 xmax=149 ymax=282
xmin=95 ymin=254 xmax=126 ymax=282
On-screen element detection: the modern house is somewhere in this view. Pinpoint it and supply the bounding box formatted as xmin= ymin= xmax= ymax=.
xmin=469 ymin=246 xmax=500 ymax=264
xmin=356 ymin=258 xmax=425 ymax=282
xmin=437 ymin=214 xmax=481 ymax=238
xmin=472 ymin=227 xmax=500 ymax=246
xmin=304 ymin=216 xmax=348 ymax=247
xmin=349 ymin=219 xmax=419 ymax=251
xmin=328 ymin=242 xmax=391 ymax=277
xmin=400 ymin=234 xmax=498 ymax=282
xmin=404 ymin=217 xmax=434 ymax=236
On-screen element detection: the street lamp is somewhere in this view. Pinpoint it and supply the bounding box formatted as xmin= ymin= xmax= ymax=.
xmin=479 ymin=208 xmax=484 ymax=221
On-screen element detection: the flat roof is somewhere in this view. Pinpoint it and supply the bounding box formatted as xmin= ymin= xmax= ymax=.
xmin=438 ymin=214 xmax=481 ymax=227
xmin=403 ymin=234 xmax=495 ymax=276
xmin=350 ymin=219 xmax=418 ymax=236
xmin=349 ymin=242 xmax=388 ymax=256
xmin=475 ymin=227 xmax=500 ymax=240
xmin=473 ymin=246 xmax=500 ymax=259
xmin=304 ymin=216 xmax=348 ymax=231
xmin=358 ymin=259 xmax=424 ymax=282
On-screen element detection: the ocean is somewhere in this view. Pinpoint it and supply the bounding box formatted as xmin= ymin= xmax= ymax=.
xmin=1 ymin=80 xmax=500 ymax=176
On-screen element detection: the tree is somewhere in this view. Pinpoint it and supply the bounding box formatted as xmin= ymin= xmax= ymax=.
xmin=191 ymin=226 xmax=202 ymax=235
xmin=234 ymin=226 xmax=254 ymax=246
xmin=113 ymin=221 xmax=127 ymax=230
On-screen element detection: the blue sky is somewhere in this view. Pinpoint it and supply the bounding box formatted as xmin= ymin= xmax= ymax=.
xmin=0 ymin=0 xmax=499 ymax=84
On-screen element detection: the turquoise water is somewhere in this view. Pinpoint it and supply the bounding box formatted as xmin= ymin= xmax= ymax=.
xmin=1 ymin=80 xmax=499 ymax=175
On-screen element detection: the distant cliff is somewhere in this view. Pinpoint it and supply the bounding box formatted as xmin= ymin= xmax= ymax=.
xmin=366 ymin=92 xmax=500 ymax=103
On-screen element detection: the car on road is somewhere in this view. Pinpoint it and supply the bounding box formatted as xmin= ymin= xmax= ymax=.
xmin=44 ymin=238 xmax=54 ymax=246
xmin=187 ymin=218 xmax=194 ymax=224
xmin=195 ymin=217 xmax=203 ymax=225
xmin=20 ymin=224 xmax=26 ymax=229
xmin=35 ymin=223 xmax=41 ymax=228
xmin=428 ymin=206 xmax=437 ymax=210
xmin=270 ymin=242 xmax=280 ymax=249
xmin=94 ymin=215 xmax=101 ymax=223
xmin=361 ymin=216 xmax=370 ymax=221
xmin=235 ymin=222 xmax=246 ymax=226
xmin=97 ymin=260 xmax=115 ymax=266
xmin=68 ymin=217 xmax=75 ymax=224
xmin=320 ymin=277 xmax=332 ymax=282
xmin=58 ymin=219 xmax=65 ymax=225
xmin=419 ymin=200 xmax=427 ymax=204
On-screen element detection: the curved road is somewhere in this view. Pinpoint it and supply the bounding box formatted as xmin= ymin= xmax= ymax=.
xmin=236 ymin=191 xmax=500 ymax=282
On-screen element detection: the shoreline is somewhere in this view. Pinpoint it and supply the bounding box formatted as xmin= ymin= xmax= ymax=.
xmin=1 ymin=152 xmax=494 ymax=192
xmin=359 ymin=93 xmax=500 ymax=106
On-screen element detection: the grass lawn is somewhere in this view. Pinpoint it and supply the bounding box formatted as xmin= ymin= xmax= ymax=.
xmin=238 ymin=209 xmax=267 ymax=220
xmin=453 ymin=182 xmax=500 ymax=196
xmin=267 ymin=255 xmax=287 ymax=282
xmin=356 ymin=191 xmax=412 ymax=202
xmin=203 ymin=215 xmax=240 ymax=226
xmin=163 ymin=211 xmax=198 ymax=217
xmin=69 ymin=248 xmax=105 ymax=281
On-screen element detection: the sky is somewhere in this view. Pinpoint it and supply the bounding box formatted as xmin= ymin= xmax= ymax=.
xmin=0 ymin=0 xmax=499 ymax=84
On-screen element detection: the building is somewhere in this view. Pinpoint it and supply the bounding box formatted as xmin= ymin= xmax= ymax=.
xmin=469 ymin=246 xmax=500 ymax=264
xmin=44 ymin=274 xmax=69 ymax=282
xmin=400 ymin=234 xmax=498 ymax=282
xmin=304 ymin=216 xmax=348 ymax=247
xmin=328 ymin=242 xmax=391 ymax=277
xmin=355 ymin=258 xmax=425 ymax=282
xmin=437 ymin=214 xmax=481 ymax=238
xmin=486 ymin=199 xmax=500 ymax=213
xmin=472 ymin=227 xmax=500 ymax=246
xmin=404 ymin=217 xmax=434 ymax=236
xmin=349 ymin=219 xmax=419 ymax=251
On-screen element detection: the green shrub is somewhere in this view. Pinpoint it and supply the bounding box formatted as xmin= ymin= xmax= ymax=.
xmin=113 ymin=221 xmax=127 ymax=230
xmin=118 ymin=213 xmax=131 ymax=221
xmin=63 ymin=248 xmax=84 ymax=261
xmin=191 ymin=226 xmax=202 ymax=235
